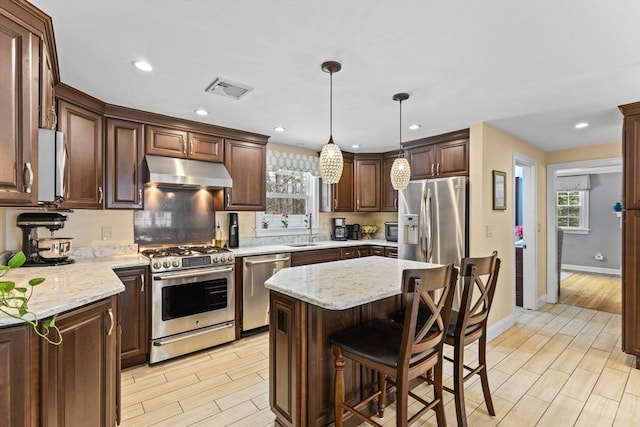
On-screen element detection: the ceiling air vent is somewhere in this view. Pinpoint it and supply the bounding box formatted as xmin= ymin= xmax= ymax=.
xmin=205 ymin=78 xmax=254 ymax=100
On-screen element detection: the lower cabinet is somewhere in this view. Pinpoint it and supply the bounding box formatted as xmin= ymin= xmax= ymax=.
xmin=370 ymin=246 xmax=385 ymax=257
xmin=115 ymin=267 xmax=149 ymax=368
xmin=291 ymin=248 xmax=340 ymax=266
xmin=0 ymin=297 xmax=119 ymax=427
xmin=384 ymin=247 xmax=398 ymax=258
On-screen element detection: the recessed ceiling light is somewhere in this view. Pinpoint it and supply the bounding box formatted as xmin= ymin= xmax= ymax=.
xmin=409 ymin=124 xmax=421 ymax=130
xmin=351 ymin=144 xmax=360 ymax=149
xmin=195 ymin=109 xmax=208 ymax=116
xmin=575 ymin=122 xmax=589 ymax=129
xmin=273 ymin=126 xmax=285 ymax=132
xmin=132 ymin=60 xmax=153 ymax=72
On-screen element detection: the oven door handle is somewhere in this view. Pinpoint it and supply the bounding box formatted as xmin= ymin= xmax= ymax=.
xmin=154 ymin=267 xmax=233 ymax=280
xmin=152 ymin=321 xmax=234 ymax=346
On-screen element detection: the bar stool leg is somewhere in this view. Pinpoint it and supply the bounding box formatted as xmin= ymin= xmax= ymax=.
xmin=434 ymin=361 xmax=446 ymax=426
xmin=395 ymin=373 xmax=409 ymax=427
xmin=378 ymin=372 xmax=387 ymax=417
xmin=479 ymin=336 xmax=495 ymax=416
xmin=333 ymin=346 xmax=345 ymax=427
xmin=453 ymin=342 xmax=468 ymax=427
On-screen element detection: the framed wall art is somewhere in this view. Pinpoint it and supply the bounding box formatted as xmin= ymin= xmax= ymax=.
xmin=493 ymin=170 xmax=506 ymax=210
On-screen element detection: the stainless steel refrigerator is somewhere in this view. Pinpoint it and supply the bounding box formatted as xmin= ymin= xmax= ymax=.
xmin=398 ymin=177 xmax=467 ymax=266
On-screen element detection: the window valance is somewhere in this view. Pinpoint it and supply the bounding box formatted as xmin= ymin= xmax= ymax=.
xmin=555 ymin=175 xmax=591 ymax=191
xmin=267 ymin=149 xmax=319 ymax=176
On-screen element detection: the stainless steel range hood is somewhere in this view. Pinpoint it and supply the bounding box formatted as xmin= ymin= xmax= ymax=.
xmin=145 ymin=154 xmax=233 ymax=188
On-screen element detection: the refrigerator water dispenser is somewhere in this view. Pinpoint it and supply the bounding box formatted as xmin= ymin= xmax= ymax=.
xmin=403 ymin=214 xmax=419 ymax=244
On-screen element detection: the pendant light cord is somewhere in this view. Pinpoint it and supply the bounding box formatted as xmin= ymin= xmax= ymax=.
xmin=329 ymin=70 xmax=333 ymax=141
xmin=398 ymin=99 xmax=403 ymax=157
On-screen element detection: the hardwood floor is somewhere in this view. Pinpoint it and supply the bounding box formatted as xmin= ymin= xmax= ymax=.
xmin=121 ymin=304 xmax=638 ymax=426
xmin=560 ymin=272 xmax=621 ymax=314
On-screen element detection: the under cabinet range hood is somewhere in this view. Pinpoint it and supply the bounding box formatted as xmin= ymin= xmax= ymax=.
xmin=144 ymin=155 xmax=233 ymax=188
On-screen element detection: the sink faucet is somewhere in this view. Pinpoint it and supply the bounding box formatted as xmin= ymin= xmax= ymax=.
xmin=308 ymin=214 xmax=314 ymax=243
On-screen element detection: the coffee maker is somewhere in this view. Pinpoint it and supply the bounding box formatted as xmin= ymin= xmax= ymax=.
xmin=16 ymin=212 xmax=74 ymax=266
xmin=331 ymin=217 xmax=347 ymax=241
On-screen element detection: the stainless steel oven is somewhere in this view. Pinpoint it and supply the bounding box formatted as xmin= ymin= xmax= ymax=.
xmin=144 ymin=246 xmax=236 ymax=364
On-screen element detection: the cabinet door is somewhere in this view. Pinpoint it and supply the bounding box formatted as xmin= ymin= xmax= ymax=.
xmin=356 ymin=246 xmax=370 ymax=257
xmin=106 ymin=119 xmax=144 ymax=209
xmin=291 ymin=248 xmax=340 ymax=266
xmin=333 ymin=156 xmax=354 ymax=212
xmin=40 ymin=297 xmax=117 ymax=427
xmin=188 ymin=132 xmax=224 ymax=162
xmin=340 ymin=247 xmax=357 ymax=259
xmin=355 ymin=157 xmax=381 ymax=211
xmin=115 ymin=267 xmax=148 ymax=368
xmin=623 ymin=211 xmax=640 ymax=363
xmin=0 ymin=324 xmax=32 ymax=427
xmin=381 ymin=156 xmax=398 ymax=211
xmin=408 ymin=143 xmax=436 ymax=180
xmin=624 ymin=114 xmax=640 ymax=209
xmin=40 ymin=41 xmax=56 ymax=129
xmin=224 ymin=139 xmax=266 ymax=210
xmin=370 ymin=246 xmax=385 ymax=257
xmin=437 ymin=138 xmax=468 ymax=177
xmin=384 ymin=247 xmax=398 ymax=258
xmin=145 ymin=125 xmax=187 ymax=158
xmin=58 ymin=99 xmax=104 ymax=209
xmin=0 ymin=15 xmax=38 ymax=205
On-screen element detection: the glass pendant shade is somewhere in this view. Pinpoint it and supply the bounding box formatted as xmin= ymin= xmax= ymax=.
xmin=319 ymin=137 xmax=344 ymax=184
xmin=319 ymin=61 xmax=343 ymax=184
xmin=391 ymin=92 xmax=411 ymax=190
xmin=390 ymin=156 xmax=411 ymax=190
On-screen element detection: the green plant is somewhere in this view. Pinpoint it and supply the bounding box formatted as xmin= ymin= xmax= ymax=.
xmin=0 ymin=251 xmax=62 ymax=345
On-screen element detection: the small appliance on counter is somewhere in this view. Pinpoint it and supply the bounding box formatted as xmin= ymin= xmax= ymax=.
xmin=16 ymin=212 xmax=74 ymax=266
xmin=228 ymin=212 xmax=239 ymax=248
xmin=330 ymin=217 xmax=347 ymax=241
xmin=385 ymin=221 xmax=398 ymax=242
xmin=346 ymin=224 xmax=361 ymax=240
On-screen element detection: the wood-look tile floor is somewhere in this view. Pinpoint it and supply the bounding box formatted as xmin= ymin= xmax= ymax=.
xmin=120 ymin=304 xmax=638 ymax=426
xmin=560 ymin=272 xmax=621 ymax=314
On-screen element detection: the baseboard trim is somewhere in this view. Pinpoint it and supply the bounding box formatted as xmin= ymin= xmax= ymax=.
xmin=487 ymin=314 xmax=515 ymax=343
xmin=537 ymin=294 xmax=548 ymax=309
xmin=562 ymin=264 xmax=621 ymax=277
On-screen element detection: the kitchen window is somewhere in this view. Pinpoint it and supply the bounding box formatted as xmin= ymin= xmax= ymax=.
xmin=557 ymin=190 xmax=589 ymax=234
xmin=256 ymin=169 xmax=319 ymax=236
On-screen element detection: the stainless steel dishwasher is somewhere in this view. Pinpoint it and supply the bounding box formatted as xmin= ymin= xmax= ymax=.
xmin=242 ymin=253 xmax=291 ymax=331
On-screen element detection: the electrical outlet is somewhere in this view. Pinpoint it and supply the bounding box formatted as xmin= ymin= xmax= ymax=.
xmin=102 ymin=226 xmax=112 ymax=241
xmin=485 ymin=225 xmax=493 ymax=238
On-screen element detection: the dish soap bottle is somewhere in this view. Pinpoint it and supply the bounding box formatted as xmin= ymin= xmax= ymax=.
xmin=215 ymin=221 xmax=222 ymax=247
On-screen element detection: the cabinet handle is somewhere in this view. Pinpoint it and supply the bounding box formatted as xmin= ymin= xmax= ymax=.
xmin=226 ymin=192 xmax=230 ymax=207
xmin=436 ymin=163 xmax=440 ymax=175
xmin=24 ymin=162 xmax=34 ymax=194
xmin=98 ymin=186 xmax=103 ymax=204
xmin=333 ymin=199 xmax=337 ymax=210
xmin=357 ymin=199 xmax=360 ymax=210
xmin=183 ymin=140 xmax=187 ymax=154
xmin=138 ymin=188 xmax=143 ymax=205
xmin=107 ymin=308 xmax=114 ymax=336
xmin=48 ymin=106 xmax=58 ymax=130
xmin=190 ymin=140 xmax=193 ymax=155
xmin=431 ymin=163 xmax=435 ymax=176
xmin=394 ymin=198 xmax=397 ymax=209
xmin=140 ymin=274 xmax=145 ymax=292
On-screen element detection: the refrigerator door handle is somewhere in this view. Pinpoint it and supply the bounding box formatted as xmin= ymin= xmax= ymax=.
xmin=426 ymin=189 xmax=434 ymax=261
xmin=419 ymin=191 xmax=428 ymax=261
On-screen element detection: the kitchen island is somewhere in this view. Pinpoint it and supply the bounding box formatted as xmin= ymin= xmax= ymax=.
xmin=265 ymin=256 xmax=440 ymax=427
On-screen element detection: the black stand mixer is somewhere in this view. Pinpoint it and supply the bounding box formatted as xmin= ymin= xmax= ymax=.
xmin=16 ymin=212 xmax=75 ymax=266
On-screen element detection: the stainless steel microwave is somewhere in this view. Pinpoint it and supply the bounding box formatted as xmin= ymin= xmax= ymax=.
xmin=385 ymin=221 xmax=398 ymax=242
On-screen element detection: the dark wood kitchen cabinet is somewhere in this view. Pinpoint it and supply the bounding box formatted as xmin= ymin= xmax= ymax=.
xmin=40 ymin=297 xmax=118 ymax=427
xmin=0 ymin=13 xmax=39 ymax=205
xmin=106 ymin=119 xmax=144 ymax=209
xmin=354 ymin=155 xmax=381 ymax=212
xmin=188 ymin=132 xmax=224 ymax=162
xmin=224 ymin=139 xmax=267 ymax=211
xmin=0 ymin=323 xmax=36 ymax=427
xmin=57 ymin=94 xmax=105 ymax=209
xmin=115 ymin=267 xmax=149 ymax=368
xmin=381 ymin=153 xmax=399 ymax=211
xmin=384 ymin=247 xmax=398 ymax=258
xmin=145 ymin=125 xmax=224 ymax=163
xmin=40 ymin=40 xmax=56 ymax=129
xmin=406 ymin=129 xmax=469 ymax=180
xmin=320 ymin=152 xmax=354 ymax=212
xmin=291 ymin=248 xmax=340 ymax=266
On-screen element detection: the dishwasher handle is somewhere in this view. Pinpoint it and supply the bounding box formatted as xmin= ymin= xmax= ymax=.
xmin=245 ymin=256 xmax=291 ymax=267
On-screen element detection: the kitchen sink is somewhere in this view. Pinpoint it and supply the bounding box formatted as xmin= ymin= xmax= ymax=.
xmin=286 ymin=243 xmax=319 ymax=247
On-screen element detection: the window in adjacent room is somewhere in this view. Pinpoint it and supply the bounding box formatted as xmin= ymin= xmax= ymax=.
xmin=557 ymin=190 xmax=589 ymax=234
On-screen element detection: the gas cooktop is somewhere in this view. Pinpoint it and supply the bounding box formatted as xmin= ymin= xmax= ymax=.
xmin=141 ymin=245 xmax=235 ymax=273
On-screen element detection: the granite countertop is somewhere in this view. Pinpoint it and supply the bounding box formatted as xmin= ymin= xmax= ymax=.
xmin=0 ymin=254 xmax=149 ymax=327
xmin=231 ymin=239 xmax=397 ymax=257
xmin=265 ymin=256 xmax=440 ymax=310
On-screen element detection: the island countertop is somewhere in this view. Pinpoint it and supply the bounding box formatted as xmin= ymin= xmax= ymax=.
xmin=265 ymin=255 xmax=441 ymax=310
xmin=0 ymin=254 xmax=148 ymax=326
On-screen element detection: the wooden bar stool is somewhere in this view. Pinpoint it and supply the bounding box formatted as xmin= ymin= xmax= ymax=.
xmin=443 ymin=251 xmax=501 ymax=427
xmin=330 ymin=263 xmax=457 ymax=427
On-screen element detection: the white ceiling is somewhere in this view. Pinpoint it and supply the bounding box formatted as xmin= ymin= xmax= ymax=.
xmin=31 ymin=0 xmax=640 ymax=153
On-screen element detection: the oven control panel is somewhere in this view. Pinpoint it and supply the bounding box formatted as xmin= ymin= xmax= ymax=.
xmin=149 ymin=253 xmax=235 ymax=273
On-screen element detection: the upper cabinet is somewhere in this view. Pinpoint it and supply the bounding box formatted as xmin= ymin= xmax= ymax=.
xmin=0 ymin=14 xmax=39 ymax=205
xmin=621 ymin=102 xmax=640 ymax=210
xmin=57 ymin=86 xmax=105 ymax=209
xmin=224 ymin=139 xmax=267 ymax=210
xmin=320 ymin=152 xmax=354 ymax=212
xmin=106 ymin=118 xmax=144 ymax=209
xmin=381 ymin=153 xmax=398 ymax=212
xmin=406 ymin=129 xmax=469 ymax=180
xmin=145 ymin=125 xmax=224 ymax=163
xmin=354 ymin=155 xmax=381 ymax=212
xmin=40 ymin=41 xmax=55 ymax=129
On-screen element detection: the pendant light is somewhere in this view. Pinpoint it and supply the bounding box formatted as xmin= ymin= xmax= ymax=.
xmin=318 ymin=61 xmax=344 ymax=184
xmin=390 ymin=93 xmax=411 ymax=190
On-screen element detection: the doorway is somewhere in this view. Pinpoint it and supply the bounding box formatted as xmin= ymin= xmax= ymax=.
xmin=513 ymin=153 xmax=537 ymax=310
